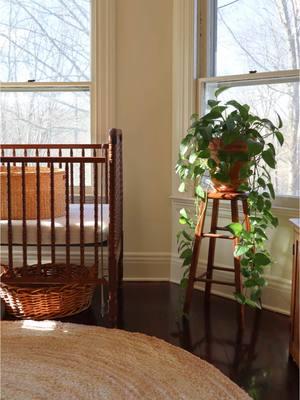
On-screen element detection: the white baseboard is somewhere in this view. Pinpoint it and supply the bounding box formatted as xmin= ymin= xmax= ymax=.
xmin=123 ymin=252 xmax=170 ymax=281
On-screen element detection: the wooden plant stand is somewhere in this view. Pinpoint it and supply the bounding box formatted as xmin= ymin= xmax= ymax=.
xmin=184 ymin=191 xmax=250 ymax=324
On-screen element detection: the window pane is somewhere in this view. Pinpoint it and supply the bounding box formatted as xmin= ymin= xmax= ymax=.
xmin=0 ymin=91 xmax=90 ymax=144
xmin=0 ymin=0 xmax=90 ymax=82
xmin=205 ymin=81 xmax=299 ymax=196
xmin=216 ymin=0 xmax=299 ymax=76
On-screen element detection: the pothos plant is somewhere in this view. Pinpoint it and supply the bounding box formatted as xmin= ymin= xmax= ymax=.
xmin=176 ymin=87 xmax=284 ymax=308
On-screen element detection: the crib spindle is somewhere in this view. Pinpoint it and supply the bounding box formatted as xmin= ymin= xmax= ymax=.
xmin=94 ymin=160 xmax=99 ymax=276
xmin=50 ymin=163 xmax=56 ymax=265
xmin=12 ymin=149 xmax=16 ymax=166
xmin=105 ymin=146 xmax=109 ymax=203
xmin=24 ymin=149 xmax=28 ymax=166
xmin=65 ymin=162 xmax=71 ymax=270
xmin=47 ymin=149 xmax=50 ymax=167
xmin=100 ymin=160 xmax=104 ymax=280
xmin=70 ymin=148 xmax=74 ymax=203
xmin=79 ymin=161 xmax=85 ymax=268
xmin=21 ymin=163 xmax=28 ymax=275
xmin=36 ymin=162 xmax=42 ymax=273
xmin=58 ymin=148 xmax=62 ymax=168
xmin=1 ymin=148 xmax=4 ymax=165
xmin=6 ymin=162 xmax=14 ymax=275
xmin=82 ymin=149 xmax=85 ymax=202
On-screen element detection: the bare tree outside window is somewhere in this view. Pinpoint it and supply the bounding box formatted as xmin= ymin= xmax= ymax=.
xmin=214 ymin=0 xmax=299 ymax=196
xmin=0 ymin=0 xmax=91 ymax=144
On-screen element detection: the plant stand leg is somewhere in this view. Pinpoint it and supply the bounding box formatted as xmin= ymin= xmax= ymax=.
xmin=183 ymin=200 xmax=207 ymax=315
xmin=231 ymin=199 xmax=245 ymax=327
xmin=204 ymin=199 xmax=219 ymax=302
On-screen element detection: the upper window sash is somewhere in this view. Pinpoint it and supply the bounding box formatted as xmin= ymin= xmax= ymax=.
xmin=200 ymin=0 xmax=300 ymax=78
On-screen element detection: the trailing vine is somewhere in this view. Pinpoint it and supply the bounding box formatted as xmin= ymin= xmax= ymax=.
xmin=176 ymin=87 xmax=284 ymax=308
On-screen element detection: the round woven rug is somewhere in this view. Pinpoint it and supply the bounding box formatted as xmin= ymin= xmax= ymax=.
xmin=1 ymin=321 xmax=250 ymax=400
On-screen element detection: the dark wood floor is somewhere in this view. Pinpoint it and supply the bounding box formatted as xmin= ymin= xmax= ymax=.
xmin=5 ymin=281 xmax=299 ymax=399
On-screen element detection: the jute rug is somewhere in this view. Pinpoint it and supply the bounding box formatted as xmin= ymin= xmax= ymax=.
xmin=1 ymin=321 xmax=250 ymax=400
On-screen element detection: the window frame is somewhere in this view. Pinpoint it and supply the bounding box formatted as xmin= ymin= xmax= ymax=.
xmin=197 ymin=0 xmax=300 ymax=207
xmin=0 ymin=0 xmax=116 ymax=145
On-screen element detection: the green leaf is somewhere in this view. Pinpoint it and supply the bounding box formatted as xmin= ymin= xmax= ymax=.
xmin=179 ymin=208 xmax=188 ymax=219
xmin=189 ymin=152 xmax=198 ymax=164
xmin=254 ymin=252 xmax=271 ymax=266
xmin=178 ymin=182 xmax=185 ymax=193
xmin=182 ymin=256 xmax=192 ymax=266
xmin=226 ymin=100 xmax=249 ymax=120
xmin=180 ymin=278 xmax=188 ymax=289
xmin=190 ymin=113 xmax=199 ymax=122
xmin=198 ymin=149 xmax=210 ymax=158
xmin=238 ymin=183 xmax=251 ymax=192
xmin=257 ymin=177 xmax=266 ymax=189
xmin=256 ymin=196 xmax=264 ymax=212
xmin=245 ymin=298 xmax=261 ymax=308
xmin=276 ymin=112 xmax=283 ymax=129
xmin=244 ymin=278 xmax=257 ymax=288
xmin=267 ymin=183 xmax=275 ymax=199
xmin=247 ymin=139 xmax=263 ymax=156
xmin=256 ymin=277 xmax=267 ymax=287
xmin=250 ymin=288 xmax=262 ymax=301
xmin=182 ymin=230 xmax=193 ymax=241
xmin=241 ymin=266 xmax=251 ymax=277
xmin=260 ymin=118 xmax=276 ymax=130
xmin=226 ymin=222 xmax=243 ymax=237
xmin=179 ymin=217 xmax=187 ymax=225
xmin=262 ymin=149 xmax=276 ymax=169
xmin=195 ymin=185 xmax=204 ymax=198
xmin=275 ymin=130 xmax=284 ymax=146
xmin=223 ymin=130 xmax=241 ymax=145
xmin=215 ymin=86 xmax=229 ymax=98
xmin=203 ymin=106 xmax=227 ymax=120
xmin=235 ymin=292 xmax=246 ymax=304
xmin=234 ymin=245 xmax=252 ymax=257
xmin=207 ymin=158 xmax=217 ymax=169
xmin=264 ymin=199 xmax=272 ymax=210
xmin=254 ymin=228 xmax=268 ymax=240
xmin=180 ymin=248 xmax=193 ymax=260
xmin=180 ymin=136 xmax=192 ymax=156
xmin=208 ymin=99 xmax=220 ymax=108
xmin=267 ymin=142 xmax=276 ymax=155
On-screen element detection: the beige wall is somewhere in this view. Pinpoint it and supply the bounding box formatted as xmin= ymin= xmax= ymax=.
xmin=116 ymin=0 xmax=172 ymax=254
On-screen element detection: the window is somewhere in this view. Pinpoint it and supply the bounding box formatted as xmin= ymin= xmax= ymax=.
xmin=0 ymin=0 xmax=92 ymax=144
xmin=198 ymin=0 xmax=300 ymax=199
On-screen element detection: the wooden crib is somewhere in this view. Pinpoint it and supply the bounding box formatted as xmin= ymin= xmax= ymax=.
xmin=0 ymin=129 xmax=123 ymax=326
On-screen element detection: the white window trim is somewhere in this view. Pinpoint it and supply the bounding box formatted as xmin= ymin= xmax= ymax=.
xmin=197 ymin=0 xmax=299 ymax=209
xmin=0 ymin=0 xmax=116 ymax=145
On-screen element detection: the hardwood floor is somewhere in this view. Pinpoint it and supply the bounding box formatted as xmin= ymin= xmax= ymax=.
xmin=5 ymin=281 xmax=299 ymax=399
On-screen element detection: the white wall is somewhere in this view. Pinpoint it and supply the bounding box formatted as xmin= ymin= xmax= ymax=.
xmin=116 ymin=0 xmax=173 ymax=279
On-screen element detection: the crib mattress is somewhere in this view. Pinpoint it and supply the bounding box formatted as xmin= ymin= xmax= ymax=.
xmin=0 ymin=204 xmax=109 ymax=245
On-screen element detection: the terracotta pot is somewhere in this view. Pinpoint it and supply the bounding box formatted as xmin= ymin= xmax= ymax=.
xmin=0 ymin=166 xmax=65 ymax=220
xmin=208 ymin=138 xmax=248 ymax=193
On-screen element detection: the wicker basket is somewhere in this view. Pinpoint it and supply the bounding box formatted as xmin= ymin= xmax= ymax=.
xmin=0 ymin=166 xmax=65 ymax=220
xmin=0 ymin=264 xmax=97 ymax=320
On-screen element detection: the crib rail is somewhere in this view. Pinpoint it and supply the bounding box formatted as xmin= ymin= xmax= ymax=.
xmin=1 ymin=144 xmax=110 ymax=203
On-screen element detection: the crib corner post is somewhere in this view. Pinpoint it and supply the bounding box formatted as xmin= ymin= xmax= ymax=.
xmin=108 ymin=254 xmax=118 ymax=328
